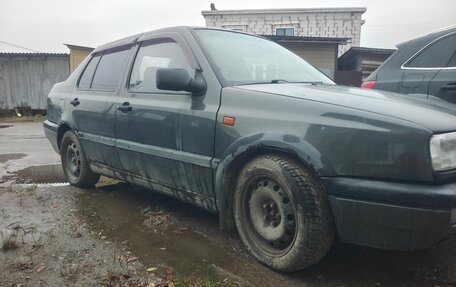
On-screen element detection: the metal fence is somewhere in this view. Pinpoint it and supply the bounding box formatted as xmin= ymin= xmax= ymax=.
xmin=0 ymin=53 xmax=69 ymax=113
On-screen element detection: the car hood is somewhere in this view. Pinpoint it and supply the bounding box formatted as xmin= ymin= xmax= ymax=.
xmin=235 ymin=83 xmax=456 ymax=133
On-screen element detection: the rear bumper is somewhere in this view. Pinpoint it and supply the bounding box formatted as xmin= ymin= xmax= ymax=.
xmin=322 ymin=177 xmax=456 ymax=251
xmin=43 ymin=120 xmax=59 ymax=153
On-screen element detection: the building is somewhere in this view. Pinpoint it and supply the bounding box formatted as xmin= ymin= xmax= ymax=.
xmin=337 ymin=46 xmax=396 ymax=82
xmin=0 ymin=53 xmax=69 ymax=114
xmin=262 ymin=35 xmax=348 ymax=78
xmin=64 ymin=44 xmax=94 ymax=73
xmin=201 ymin=7 xmax=366 ymax=56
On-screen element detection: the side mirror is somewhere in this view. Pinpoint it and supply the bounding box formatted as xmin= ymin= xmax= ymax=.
xmin=156 ymin=68 xmax=206 ymax=96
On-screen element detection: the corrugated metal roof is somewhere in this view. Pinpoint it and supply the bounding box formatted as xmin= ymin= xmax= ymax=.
xmin=0 ymin=52 xmax=69 ymax=57
xmin=64 ymin=43 xmax=94 ymax=51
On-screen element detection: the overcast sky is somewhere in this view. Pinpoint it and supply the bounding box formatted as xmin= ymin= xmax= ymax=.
xmin=0 ymin=0 xmax=454 ymax=53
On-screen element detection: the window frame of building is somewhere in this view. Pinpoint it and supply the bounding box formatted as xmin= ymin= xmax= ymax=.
xmin=275 ymin=27 xmax=295 ymax=37
xmin=402 ymin=31 xmax=456 ymax=70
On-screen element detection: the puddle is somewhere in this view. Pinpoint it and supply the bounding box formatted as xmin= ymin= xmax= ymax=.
xmin=0 ymin=124 xmax=13 ymax=129
xmin=77 ymin=184 xmax=241 ymax=275
xmin=76 ymin=183 xmax=294 ymax=286
xmin=3 ymin=164 xmax=67 ymax=183
xmin=0 ymin=153 xmax=26 ymax=163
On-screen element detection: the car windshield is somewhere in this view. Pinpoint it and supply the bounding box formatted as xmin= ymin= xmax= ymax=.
xmin=194 ymin=29 xmax=335 ymax=86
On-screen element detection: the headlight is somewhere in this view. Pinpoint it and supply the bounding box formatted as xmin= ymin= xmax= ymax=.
xmin=430 ymin=132 xmax=456 ymax=171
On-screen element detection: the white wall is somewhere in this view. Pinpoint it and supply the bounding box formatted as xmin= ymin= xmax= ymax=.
xmin=202 ymin=8 xmax=366 ymax=56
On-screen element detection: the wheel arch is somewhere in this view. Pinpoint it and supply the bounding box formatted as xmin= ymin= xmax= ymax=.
xmin=214 ymin=132 xmax=336 ymax=231
xmin=57 ymin=123 xmax=72 ymax=151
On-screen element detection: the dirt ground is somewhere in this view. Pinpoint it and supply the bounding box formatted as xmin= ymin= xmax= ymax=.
xmin=2 ymin=121 xmax=456 ymax=287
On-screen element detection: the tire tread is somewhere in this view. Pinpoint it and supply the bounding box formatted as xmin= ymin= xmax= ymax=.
xmin=234 ymin=153 xmax=335 ymax=271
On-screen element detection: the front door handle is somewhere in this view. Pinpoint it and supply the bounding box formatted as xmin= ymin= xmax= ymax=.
xmin=70 ymin=98 xmax=80 ymax=107
xmin=441 ymin=83 xmax=456 ymax=91
xmin=117 ymin=102 xmax=133 ymax=113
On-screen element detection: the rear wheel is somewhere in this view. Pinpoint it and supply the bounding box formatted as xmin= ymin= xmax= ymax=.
xmin=233 ymin=154 xmax=335 ymax=272
xmin=60 ymin=131 xmax=100 ymax=187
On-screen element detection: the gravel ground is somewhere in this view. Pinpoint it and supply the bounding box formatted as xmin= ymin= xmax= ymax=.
xmin=0 ymin=183 xmax=151 ymax=287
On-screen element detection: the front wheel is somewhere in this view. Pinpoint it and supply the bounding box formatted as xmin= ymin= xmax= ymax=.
xmin=234 ymin=154 xmax=335 ymax=272
xmin=60 ymin=131 xmax=100 ymax=187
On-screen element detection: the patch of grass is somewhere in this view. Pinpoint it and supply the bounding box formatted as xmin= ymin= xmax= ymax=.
xmin=1 ymin=230 xmax=20 ymax=251
xmin=2 ymin=115 xmax=47 ymax=123
xmin=2 ymin=185 xmax=14 ymax=193
xmin=26 ymin=185 xmax=38 ymax=193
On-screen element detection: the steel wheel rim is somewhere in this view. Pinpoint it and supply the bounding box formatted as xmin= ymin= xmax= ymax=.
xmin=243 ymin=176 xmax=297 ymax=256
xmin=65 ymin=141 xmax=81 ymax=180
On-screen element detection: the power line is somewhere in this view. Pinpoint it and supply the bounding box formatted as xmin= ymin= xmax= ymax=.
xmin=0 ymin=40 xmax=42 ymax=53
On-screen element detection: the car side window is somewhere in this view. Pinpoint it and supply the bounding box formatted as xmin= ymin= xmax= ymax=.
xmin=405 ymin=33 xmax=456 ymax=68
xmin=78 ymin=54 xmax=101 ymax=90
xmin=91 ymin=46 xmax=131 ymax=91
xmin=129 ymin=39 xmax=192 ymax=93
xmin=446 ymin=52 xmax=456 ymax=68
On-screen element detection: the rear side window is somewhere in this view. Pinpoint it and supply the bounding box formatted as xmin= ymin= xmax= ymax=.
xmin=129 ymin=39 xmax=192 ymax=93
xmin=91 ymin=47 xmax=131 ymax=91
xmin=447 ymin=52 xmax=456 ymax=68
xmin=405 ymin=33 xmax=456 ymax=68
xmin=78 ymin=54 xmax=101 ymax=90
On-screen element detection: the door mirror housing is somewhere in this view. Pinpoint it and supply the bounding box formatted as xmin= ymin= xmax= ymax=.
xmin=156 ymin=68 xmax=206 ymax=96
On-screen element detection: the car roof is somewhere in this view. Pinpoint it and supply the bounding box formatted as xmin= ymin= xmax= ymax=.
xmin=91 ymin=26 xmax=254 ymax=53
xmin=92 ymin=26 xmax=188 ymax=53
xmin=397 ymin=26 xmax=456 ymax=48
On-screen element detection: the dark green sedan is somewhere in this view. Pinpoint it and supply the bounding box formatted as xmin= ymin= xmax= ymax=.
xmin=44 ymin=27 xmax=456 ymax=272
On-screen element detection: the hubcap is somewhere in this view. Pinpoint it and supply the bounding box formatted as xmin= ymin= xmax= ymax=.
xmin=65 ymin=141 xmax=81 ymax=180
xmin=246 ymin=178 xmax=296 ymax=253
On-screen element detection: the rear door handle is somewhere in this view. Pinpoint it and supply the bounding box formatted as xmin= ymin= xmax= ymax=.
xmin=70 ymin=98 xmax=80 ymax=107
xmin=117 ymin=102 xmax=133 ymax=113
xmin=441 ymin=83 xmax=456 ymax=91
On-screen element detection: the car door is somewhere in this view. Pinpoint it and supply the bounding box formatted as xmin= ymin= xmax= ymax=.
xmin=71 ymin=46 xmax=131 ymax=170
xmin=115 ymin=35 xmax=218 ymax=209
xmin=400 ymin=31 xmax=456 ymax=98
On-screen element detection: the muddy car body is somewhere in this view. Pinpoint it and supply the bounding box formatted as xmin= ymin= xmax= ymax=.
xmin=44 ymin=27 xmax=456 ymax=271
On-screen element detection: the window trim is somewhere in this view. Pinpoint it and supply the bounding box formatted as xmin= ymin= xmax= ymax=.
xmin=137 ymin=32 xmax=201 ymax=70
xmin=275 ymin=27 xmax=295 ymax=37
xmin=76 ymin=52 xmax=102 ymax=91
xmin=401 ymin=31 xmax=456 ymax=70
xmin=77 ymin=45 xmax=133 ymax=92
xmin=126 ymin=37 xmax=194 ymax=95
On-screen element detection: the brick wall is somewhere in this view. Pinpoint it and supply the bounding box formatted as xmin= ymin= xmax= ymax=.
xmin=202 ymin=8 xmax=366 ymax=56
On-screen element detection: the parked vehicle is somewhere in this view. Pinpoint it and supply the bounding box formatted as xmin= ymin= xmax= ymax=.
xmin=44 ymin=27 xmax=456 ymax=272
xmin=363 ymin=27 xmax=456 ymax=103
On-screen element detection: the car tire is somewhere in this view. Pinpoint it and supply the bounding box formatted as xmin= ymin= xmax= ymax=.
xmin=233 ymin=154 xmax=335 ymax=272
xmin=60 ymin=130 xmax=100 ymax=187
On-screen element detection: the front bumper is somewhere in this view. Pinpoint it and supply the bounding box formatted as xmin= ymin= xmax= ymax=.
xmin=43 ymin=120 xmax=59 ymax=153
xmin=322 ymin=177 xmax=456 ymax=251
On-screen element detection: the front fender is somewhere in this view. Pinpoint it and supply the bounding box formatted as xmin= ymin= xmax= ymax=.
xmin=214 ymin=131 xmax=336 ymax=228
